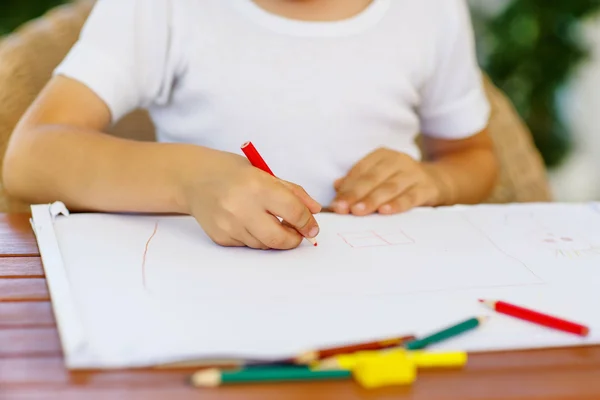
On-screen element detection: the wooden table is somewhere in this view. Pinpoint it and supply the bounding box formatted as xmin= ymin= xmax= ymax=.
xmin=2 ymin=213 xmax=600 ymax=400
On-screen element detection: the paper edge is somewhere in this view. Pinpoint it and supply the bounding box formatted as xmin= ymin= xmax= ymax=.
xmin=30 ymin=201 xmax=88 ymax=369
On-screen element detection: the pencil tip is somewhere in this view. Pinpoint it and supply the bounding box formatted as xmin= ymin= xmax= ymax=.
xmin=314 ymin=242 xmax=318 ymax=247
xmin=478 ymin=299 xmax=495 ymax=308
xmin=190 ymin=368 xmax=221 ymax=388
xmin=582 ymin=327 xmax=591 ymax=336
xmin=306 ymin=236 xmax=318 ymax=246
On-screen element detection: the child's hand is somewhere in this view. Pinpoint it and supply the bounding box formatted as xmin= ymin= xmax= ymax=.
xmin=330 ymin=148 xmax=444 ymax=216
xmin=181 ymin=150 xmax=321 ymax=249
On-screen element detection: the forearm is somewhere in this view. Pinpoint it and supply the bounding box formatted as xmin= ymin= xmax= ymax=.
xmin=425 ymin=147 xmax=499 ymax=206
xmin=3 ymin=126 xmax=204 ymax=213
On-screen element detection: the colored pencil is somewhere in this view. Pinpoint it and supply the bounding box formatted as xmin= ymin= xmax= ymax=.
xmin=295 ymin=334 xmax=416 ymax=364
xmin=241 ymin=141 xmax=275 ymax=177
xmin=189 ymin=366 xmax=351 ymax=387
xmin=404 ymin=316 xmax=487 ymax=350
xmin=479 ymin=299 xmax=590 ymax=336
xmin=241 ymin=141 xmax=317 ymax=247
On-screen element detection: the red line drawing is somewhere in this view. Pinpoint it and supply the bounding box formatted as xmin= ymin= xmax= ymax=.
xmin=142 ymin=221 xmax=159 ymax=289
xmin=503 ymin=211 xmax=600 ymax=259
xmin=371 ymin=231 xmax=392 ymax=245
xmin=338 ymin=230 xmax=414 ymax=248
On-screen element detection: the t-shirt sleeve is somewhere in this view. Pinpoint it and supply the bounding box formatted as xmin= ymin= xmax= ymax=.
xmin=418 ymin=0 xmax=490 ymax=139
xmin=54 ymin=0 xmax=181 ymax=123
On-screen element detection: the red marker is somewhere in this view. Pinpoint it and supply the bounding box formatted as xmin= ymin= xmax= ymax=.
xmin=241 ymin=141 xmax=318 ymax=247
xmin=479 ymin=299 xmax=589 ymax=337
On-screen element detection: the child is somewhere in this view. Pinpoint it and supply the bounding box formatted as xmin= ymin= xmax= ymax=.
xmin=3 ymin=0 xmax=498 ymax=250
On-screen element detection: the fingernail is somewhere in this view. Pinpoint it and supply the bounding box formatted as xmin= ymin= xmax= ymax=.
xmin=353 ymin=203 xmax=366 ymax=212
xmin=308 ymin=226 xmax=319 ymax=238
xmin=333 ymin=201 xmax=348 ymax=212
xmin=380 ymin=204 xmax=392 ymax=213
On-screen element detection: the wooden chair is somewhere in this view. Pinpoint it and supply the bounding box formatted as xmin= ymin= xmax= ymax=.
xmin=0 ymin=0 xmax=552 ymax=213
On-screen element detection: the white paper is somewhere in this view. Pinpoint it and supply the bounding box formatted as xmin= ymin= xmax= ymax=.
xmin=31 ymin=202 xmax=600 ymax=369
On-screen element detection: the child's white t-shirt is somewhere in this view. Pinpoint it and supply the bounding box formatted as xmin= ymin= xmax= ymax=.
xmin=54 ymin=0 xmax=490 ymax=205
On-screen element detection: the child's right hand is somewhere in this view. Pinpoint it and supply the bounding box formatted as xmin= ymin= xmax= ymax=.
xmin=180 ymin=149 xmax=321 ymax=250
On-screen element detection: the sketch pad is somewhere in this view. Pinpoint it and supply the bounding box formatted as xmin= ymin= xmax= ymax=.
xmin=31 ymin=202 xmax=600 ymax=369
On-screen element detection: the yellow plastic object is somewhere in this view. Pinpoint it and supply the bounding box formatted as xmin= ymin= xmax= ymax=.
xmin=316 ymin=348 xmax=467 ymax=371
xmin=407 ymin=350 xmax=467 ymax=369
xmin=352 ymin=351 xmax=417 ymax=389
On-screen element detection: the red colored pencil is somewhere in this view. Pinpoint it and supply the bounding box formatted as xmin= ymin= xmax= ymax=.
xmin=240 ymin=141 xmax=317 ymax=247
xmin=241 ymin=141 xmax=275 ymax=177
xmin=479 ymin=299 xmax=589 ymax=337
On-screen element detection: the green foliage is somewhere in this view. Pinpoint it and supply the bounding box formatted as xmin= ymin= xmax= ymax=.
xmin=0 ymin=0 xmax=67 ymax=36
xmin=476 ymin=0 xmax=600 ymax=167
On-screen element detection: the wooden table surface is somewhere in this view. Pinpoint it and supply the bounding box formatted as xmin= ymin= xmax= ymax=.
xmin=2 ymin=213 xmax=600 ymax=400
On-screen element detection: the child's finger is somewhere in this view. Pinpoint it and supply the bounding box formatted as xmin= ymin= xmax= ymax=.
xmin=247 ymin=213 xmax=304 ymax=250
xmin=378 ymin=185 xmax=428 ymax=214
xmin=333 ymin=178 xmax=344 ymax=191
xmin=350 ymin=175 xmax=418 ymax=215
xmin=207 ymin=231 xmax=246 ymax=247
xmin=232 ymin=228 xmax=270 ymax=250
xmin=280 ymin=180 xmax=322 ymax=214
xmin=336 ymin=158 xmax=387 ymax=193
xmin=332 ymin=161 xmax=399 ymax=212
xmin=342 ymin=149 xmax=386 ymax=183
xmin=263 ymin=187 xmax=320 ymax=240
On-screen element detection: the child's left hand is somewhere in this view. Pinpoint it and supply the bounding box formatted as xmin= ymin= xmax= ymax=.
xmin=330 ymin=148 xmax=445 ymax=216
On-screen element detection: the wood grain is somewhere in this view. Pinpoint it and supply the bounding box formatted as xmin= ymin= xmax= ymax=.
xmin=0 ymin=302 xmax=55 ymax=327
xmin=0 ymin=278 xmax=50 ymax=301
xmin=0 ymin=357 xmax=69 ymax=384
xmin=2 ymin=359 xmax=600 ymax=400
xmin=2 ymin=346 xmax=600 ymax=385
xmin=0 ymin=213 xmax=39 ymax=256
xmin=0 ymin=357 xmax=189 ymax=386
xmin=0 ymin=328 xmax=62 ymax=356
xmin=0 ymin=257 xmax=44 ymax=277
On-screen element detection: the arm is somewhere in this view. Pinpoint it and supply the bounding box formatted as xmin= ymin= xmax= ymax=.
xmin=4 ymin=76 xmax=321 ymax=248
xmin=2 ymin=0 xmax=320 ymax=250
xmin=415 ymin=0 xmax=498 ymax=205
xmin=3 ymin=76 xmax=198 ymax=213
xmin=331 ymin=0 xmax=498 ymax=216
xmin=330 ymin=131 xmax=497 ymax=215
xmin=2 ymin=0 xmax=197 ymax=212
xmin=421 ymin=127 xmax=498 ymax=206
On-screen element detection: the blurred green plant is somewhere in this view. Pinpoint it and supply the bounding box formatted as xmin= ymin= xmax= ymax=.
xmin=474 ymin=0 xmax=600 ymax=168
xmin=0 ymin=0 xmax=66 ymax=36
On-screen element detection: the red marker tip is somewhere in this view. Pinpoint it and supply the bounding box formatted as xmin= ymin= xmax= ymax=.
xmin=314 ymin=242 xmax=318 ymax=247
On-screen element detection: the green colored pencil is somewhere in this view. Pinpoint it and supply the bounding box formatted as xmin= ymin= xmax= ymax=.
xmin=189 ymin=366 xmax=351 ymax=387
xmin=405 ymin=316 xmax=488 ymax=350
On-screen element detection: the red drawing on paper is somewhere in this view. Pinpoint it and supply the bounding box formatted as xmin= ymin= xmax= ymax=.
xmin=540 ymin=233 xmax=600 ymax=258
xmin=338 ymin=230 xmax=414 ymax=248
xmin=142 ymin=221 xmax=159 ymax=289
xmin=501 ymin=212 xmax=600 ymax=259
xmin=504 ymin=211 xmax=600 ymax=258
